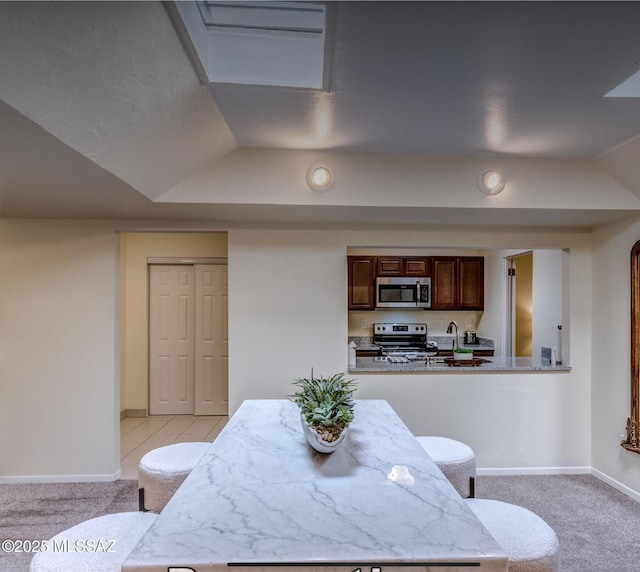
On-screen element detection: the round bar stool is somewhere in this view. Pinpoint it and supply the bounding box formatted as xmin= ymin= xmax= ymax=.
xmin=416 ymin=435 xmax=476 ymax=497
xmin=466 ymin=498 xmax=560 ymax=572
xmin=30 ymin=511 xmax=156 ymax=572
xmin=138 ymin=442 xmax=210 ymax=513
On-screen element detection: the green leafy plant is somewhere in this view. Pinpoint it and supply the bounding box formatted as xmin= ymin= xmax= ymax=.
xmin=454 ymin=347 xmax=473 ymax=353
xmin=289 ymin=370 xmax=356 ymax=442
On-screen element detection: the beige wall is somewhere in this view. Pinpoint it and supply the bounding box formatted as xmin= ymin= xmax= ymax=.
xmin=120 ymin=232 xmax=227 ymax=413
xmin=228 ymin=228 xmax=592 ymax=472
xmin=5 ymin=215 xmax=640 ymax=495
xmin=592 ymin=217 xmax=640 ymax=499
xmin=532 ymin=250 xmax=565 ymax=361
xmin=0 ymin=220 xmax=120 ymax=480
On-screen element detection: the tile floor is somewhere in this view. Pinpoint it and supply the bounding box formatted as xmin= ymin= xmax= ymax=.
xmin=119 ymin=415 xmax=228 ymax=480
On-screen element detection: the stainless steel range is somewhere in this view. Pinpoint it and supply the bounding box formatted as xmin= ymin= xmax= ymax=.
xmin=373 ymin=323 xmax=438 ymax=362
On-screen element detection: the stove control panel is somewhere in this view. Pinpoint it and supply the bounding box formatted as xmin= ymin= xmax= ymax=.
xmin=374 ymin=323 xmax=427 ymax=335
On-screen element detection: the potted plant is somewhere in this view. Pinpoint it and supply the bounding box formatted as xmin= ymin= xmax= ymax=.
xmin=453 ymin=347 xmax=474 ymax=360
xmin=289 ymin=370 xmax=356 ymax=453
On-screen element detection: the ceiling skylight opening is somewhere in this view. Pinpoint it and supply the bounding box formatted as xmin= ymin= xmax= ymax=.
xmin=173 ymin=1 xmax=331 ymax=90
xmin=605 ymin=68 xmax=640 ymax=97
xmin=197 ymin=1 xmax=325 ymax=34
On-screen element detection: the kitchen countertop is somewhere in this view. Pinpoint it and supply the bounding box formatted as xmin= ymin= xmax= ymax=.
xmin=355 ymin=343 xmax=383 ymax=352
xmin=350 ymin=356 xmax=571 ymax=373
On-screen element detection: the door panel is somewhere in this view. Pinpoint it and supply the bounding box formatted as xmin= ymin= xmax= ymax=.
xmin=158 ymin=356 xmax=170 ymax=403
xmin=347 ymin=256 xmax=375 ymax=310
xmin=195 ymin=265 xmax=229 ymax=415
xmin=458 ymin=257 xmax=484 ymax=310
xmin=149 ymin=265 xmax=195 ymax=415
xmin=432 ymin=257 xmax=457 ymax=309
xmin=514 ymin=253 xmax=533 ymax=357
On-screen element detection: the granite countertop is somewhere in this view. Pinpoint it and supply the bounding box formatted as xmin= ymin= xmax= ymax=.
xmin=350 ymin=356 xmax=571 ymax=373
xmin=355 ymin=343 xmax=381 ymax=351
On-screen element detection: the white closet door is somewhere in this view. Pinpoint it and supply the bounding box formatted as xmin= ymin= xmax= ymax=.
xmin=149 ymin=265 xmax=195 ymax=415
xmin=195 ymin=265 xmax=229 ymax=415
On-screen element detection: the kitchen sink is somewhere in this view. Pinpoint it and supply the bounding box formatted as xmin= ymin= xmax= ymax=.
xmin=441 ymin=357 xmax=491 ymax=367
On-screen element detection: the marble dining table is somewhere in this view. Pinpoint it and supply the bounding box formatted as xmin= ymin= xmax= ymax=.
xmin=122 ymin=399 xmax=507 ymax=572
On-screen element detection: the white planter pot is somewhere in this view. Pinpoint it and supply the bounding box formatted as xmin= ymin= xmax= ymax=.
xmin=300 ymin=415 xmax=349 ymax=453
xmin=453 ymin=351 xmax=473 ymax=360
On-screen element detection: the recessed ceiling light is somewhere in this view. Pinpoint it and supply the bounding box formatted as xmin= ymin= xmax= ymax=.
xmin=306 ymin=164 xmax=334 ymax=192
xmin=477 ymin=170 xmax=505 ymax=195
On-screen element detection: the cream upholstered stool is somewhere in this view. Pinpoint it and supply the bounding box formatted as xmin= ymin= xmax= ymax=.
xmin=466 ymin=499 xmax=560 ymax=572
xmin=416 ymin=435 xmax=476 ymax=497
xmin=30 ymin=511 xmax=156 ymax=572
xmin=138 ymin=442 xmax=209 ymax=512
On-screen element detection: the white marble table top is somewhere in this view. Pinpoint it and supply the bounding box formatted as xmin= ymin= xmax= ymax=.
xmin=123 ymin=399 xmax=506 ymax=572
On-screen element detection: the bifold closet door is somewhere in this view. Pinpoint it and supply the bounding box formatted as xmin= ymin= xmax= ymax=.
xmin=149 ymin=265 xmax=195 ymax=415
xmin=194 ymin=264 xmax=228 ymax=415
xmin=148 ymin=264 xmax=229 ymax=416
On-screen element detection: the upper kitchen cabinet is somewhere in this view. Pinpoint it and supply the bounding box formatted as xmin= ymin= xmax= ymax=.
xmin=377 ymin=256 xmax=431 ymax=276
xmin=432 ymin=257 xmax=457 ymax=309
xmin=458 ymin=257 xmax=484 ymax=310
xmin=348 ymin=256 xmax=376 ymax=310
xmin=404 ymin=257 xmax=431 ymax=276
xmin=432 ymin=256 xmax=484 ymax=310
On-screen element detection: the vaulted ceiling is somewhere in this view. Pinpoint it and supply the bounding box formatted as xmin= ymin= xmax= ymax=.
xmin=2 ymin=1 xmax=640 ymax=229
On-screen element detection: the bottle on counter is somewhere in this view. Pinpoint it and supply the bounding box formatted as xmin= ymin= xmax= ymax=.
xmin=557 ymin=325 xmax=563 ymax=364
xmin=348 ymin=341 xmax=357 ymax=367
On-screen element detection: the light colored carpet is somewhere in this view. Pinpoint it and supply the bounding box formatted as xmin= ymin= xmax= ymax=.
xmin=1 ymin=475 xmax=639 ymax=571
xmin=477 ymin=474 xmax=640 ymax=572
xmin=0 ymin=480 xmax=138 ymax=572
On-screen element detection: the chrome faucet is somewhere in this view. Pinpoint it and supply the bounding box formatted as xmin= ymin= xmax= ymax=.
xmin=446 ymin=321 xmax=460 ymax=350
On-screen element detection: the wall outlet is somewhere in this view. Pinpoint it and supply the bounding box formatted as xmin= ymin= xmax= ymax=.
xmin=360 ymin=319 xmax=367 ymax=329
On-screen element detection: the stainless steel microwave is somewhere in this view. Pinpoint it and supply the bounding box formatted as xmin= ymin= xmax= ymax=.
xmin=375 ymin=276 xmax=431 ymax=309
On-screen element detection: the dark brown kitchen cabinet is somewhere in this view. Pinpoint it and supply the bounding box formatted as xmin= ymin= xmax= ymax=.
xmin=472 ymin=349 xmax=494 ymax=357
xmin=356 ymin=349 xmax=381 ymax=357
xmin=377 ymin=256 xmax=430 ymax=276
xmin=432 ymin=256 xmax=484 ymax=310
xmin=458 ymin=257 xmax=484 ymax=310
xmin=377 ymin=257 xmax=403 ymax=276
xmin=432 ymin=257 xmax=457 ymax=309
xmin=348 ymin=256 xmax=376 ymax=310
xmin=404 ymin=257 xmax=430 ymax=276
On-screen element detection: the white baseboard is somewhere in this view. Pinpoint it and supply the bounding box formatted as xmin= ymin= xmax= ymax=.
xmin=591 ymin=468 xmax=640 ymax=503
xmin=477 ymin=466 xmax=591 ymax=476
xmin=0 ymin=471 xmax=121 ymax=484
xmin=477 ymin=466 xmax=640 ymax=503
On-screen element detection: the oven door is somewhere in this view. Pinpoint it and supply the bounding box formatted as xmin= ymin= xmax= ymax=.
xmin=376 ymin=277 xmax=431 ymax=308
